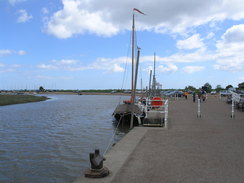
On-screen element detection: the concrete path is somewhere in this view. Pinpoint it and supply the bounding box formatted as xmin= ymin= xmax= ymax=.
xmin=74 ymin=96 xmax=244 ymax=183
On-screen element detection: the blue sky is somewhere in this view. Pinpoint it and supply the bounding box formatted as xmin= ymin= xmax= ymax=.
xmin=1 ymin=0 xmax=244 ymax=90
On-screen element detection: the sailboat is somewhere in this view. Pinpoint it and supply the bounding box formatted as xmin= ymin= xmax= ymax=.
xmin=112 ymin=9 xmax=145 ymax=128
xmin=113 ymin=9 xmax=169 ymax=128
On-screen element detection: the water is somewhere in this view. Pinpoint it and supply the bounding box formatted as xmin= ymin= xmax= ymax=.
xmin=0 ymin=94 xmax=129 ymax=183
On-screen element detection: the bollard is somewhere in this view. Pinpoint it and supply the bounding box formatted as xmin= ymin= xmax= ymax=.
xmin=164 ymin=119 xmax=168 ymax=129
xmin=231 ymin=100 xmax=235 ymax=118
xmin=84 ymin=149 xmax=109 ymax=178
xmin=197 ymin=99 xmax=201 ymax=118
xmin=164 ymin=100 xmax=168 ymax=129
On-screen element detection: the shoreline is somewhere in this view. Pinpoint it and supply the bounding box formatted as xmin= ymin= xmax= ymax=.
xmin=39 ymin=92 xmax=132 ymax=96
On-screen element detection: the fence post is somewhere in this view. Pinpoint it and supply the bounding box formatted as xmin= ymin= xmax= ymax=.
xmin=197 ymin=98 xmax=201 ymax=118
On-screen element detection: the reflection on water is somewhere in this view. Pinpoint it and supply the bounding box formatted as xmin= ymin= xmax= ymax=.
xmin=0 ymin=94 xmax=130 ymax=183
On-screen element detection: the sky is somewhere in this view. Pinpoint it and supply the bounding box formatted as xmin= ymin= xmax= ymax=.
xmin=1 ymin=0 xmax=244 ymax=90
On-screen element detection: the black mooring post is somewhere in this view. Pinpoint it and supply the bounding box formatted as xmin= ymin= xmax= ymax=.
xmin=85 ymin=149 xmax=109 ymax=178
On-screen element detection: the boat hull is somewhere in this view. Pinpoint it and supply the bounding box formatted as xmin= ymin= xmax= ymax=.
xmin=113 ymin=103 xmax=144 ymax=126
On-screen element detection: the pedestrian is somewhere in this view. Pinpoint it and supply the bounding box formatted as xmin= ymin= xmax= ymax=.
xmin=184 ymin=91 xmax=188 ymax=99
xmin=193 ymin=92 xmax=196 ymax=102
xmin=202 ymin=95 xmax=206 ymax=102
xmin=198 ymin=91 xmax=202 ymax=102
xmin=202 ymin=90 xmax=206 ymax=102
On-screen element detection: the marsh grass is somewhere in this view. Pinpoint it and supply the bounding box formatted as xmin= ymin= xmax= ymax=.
xmin=0 ymin=95 xmax=48 ymax=106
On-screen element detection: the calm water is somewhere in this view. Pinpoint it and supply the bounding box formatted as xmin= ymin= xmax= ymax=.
xmin=0 ymin=94 xmax=129 ymax=183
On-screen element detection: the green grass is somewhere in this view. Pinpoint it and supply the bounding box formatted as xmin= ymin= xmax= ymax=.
xmin=0 ymin=95 xmax=49 ymax=106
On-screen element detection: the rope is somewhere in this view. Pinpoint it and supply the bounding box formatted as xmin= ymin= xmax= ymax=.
xmin=103 ymin=115 xmax=123 ymax=156
xmin=134 ymin=19 xmax=145 ymax=96
xmin=116 ymin=29 xmax=132 ymax=106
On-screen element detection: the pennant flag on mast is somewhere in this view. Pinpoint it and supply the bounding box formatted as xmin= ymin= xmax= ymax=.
xmin=133 ymin=8 xmax=145 ymax=15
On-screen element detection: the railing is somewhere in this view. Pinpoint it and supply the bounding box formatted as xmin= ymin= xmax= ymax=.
xmin=231 ymin=91 xmax=242 ymax=103
xmin=143 ymin=98 xmax=169 ymax=128
xmin=230 ymin=91 xmax=244 ymax=118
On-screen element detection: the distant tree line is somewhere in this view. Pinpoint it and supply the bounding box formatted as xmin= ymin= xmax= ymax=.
xmin=184 ymin=82 xmax=244 ymax=93
xmin=36 ymin=83 xmax=244 ymax=94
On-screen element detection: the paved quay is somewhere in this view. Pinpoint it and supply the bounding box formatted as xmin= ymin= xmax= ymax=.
xmin=74 ymin=96 xmax=244 ymax=183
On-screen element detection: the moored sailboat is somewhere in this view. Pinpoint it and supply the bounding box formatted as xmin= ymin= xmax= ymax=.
xmin=113 ymin=9 xmax=169 ymax=128
xmin=113 ymin=9 xmax=145 ymax=128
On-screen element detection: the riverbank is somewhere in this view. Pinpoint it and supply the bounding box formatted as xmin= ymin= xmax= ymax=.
xmin=74 ymin=96 xmax=244 ymax=183
xmin=0 ymin=95 xmax=49 ymax=106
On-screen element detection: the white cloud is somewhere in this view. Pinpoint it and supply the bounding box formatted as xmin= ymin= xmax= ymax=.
xmin=37 ymin=64 xmax=58 ymax=70
xmin=221 ymin=24 xmax=244 ymax=43
xmin=177 ymin=34 xmax=205 ymax=50
xmin=141 ymin=49 xmax=214 ymax=64
xmin=37 ymin=75 xmax=73 ymax=80
xmin=42 ymin=8 xmax=49 ymax=15
xmin=0 ymin=68 xmax=15 ymax=73
xmin=111 ymin=64 xmax=124 ymax=72
xmin=37 ymin=59 xmax=80 ymax=70
xmin=52 ymin=59 xmax=78 ymax=65
xmin=18 ymin=50 xmax=26 ymax=55
xmin=0 ymin=64 xmax=21 ymax=73
xmin=11 ymin=64 xmax=21 ymax=68
xmin=8 ymin=0 xmax=26 ymax=5
xmin=158 ymin=64 xmax=178 ymax=73
xmin=89 ymin=57 xmax=125 ymax=72
xmin=37 ymin=57 xmax=125 ymax=72
xmin=17 ymin=9 xmax=32 ymax=23
xmin=0 ymin=49 xmax=26 ymax=56
xmin=67 ymin=57 xmax=126 ymax=72
xmin=240 ymin=77 xmax=244 ymax=81
xmin=44 ymin=0 xmax=244 ymax=38
xmin=206 ymin=32 xmax=215 ymax=39
xmin=214 ymin=24 xmax=244 ymax=72
xmin=0 ymin=50 xmax=12 ymax=56
xmin=45 ymin=0 xmax=119 ymax=38
xmin=182 ymin=66 xmax=205 ymax=74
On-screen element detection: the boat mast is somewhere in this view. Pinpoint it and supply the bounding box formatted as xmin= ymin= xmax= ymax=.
xmin=148 ymin=70 xmax=152 ymax=97
xmin=130 ymin=12 xmax=136 ymax=129
xmin=154 ymin=52 xmax=156 ymax=80
xmin=152 ymin=52 xmax=156 ymax=96
xmin=130 ymin=47 xmax=141 ymax=128
xmin=130 ymin=8 xmax=144 ymax=128
xmin=134 ymin=47 xmax=141 ymax=98
xmin=131 ymin=12 xmax=135 ymax=103
xmin=140 ymin=78 xmax=143 ymax=94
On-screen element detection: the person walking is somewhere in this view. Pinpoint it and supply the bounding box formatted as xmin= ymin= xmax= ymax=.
xmin=198 ymin=90 xmax=202 ymax=102
xmin=202 ymin=95 xmax=206 ymax=102
xmin=193 ymin=92 xmax=196 ymax=102
xmin=184 ymin=91 xmax=188 ymax=99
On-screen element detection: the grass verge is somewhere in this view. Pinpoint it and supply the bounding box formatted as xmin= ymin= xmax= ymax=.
xmin=0 ymin=95 xmax=49 ymax=106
